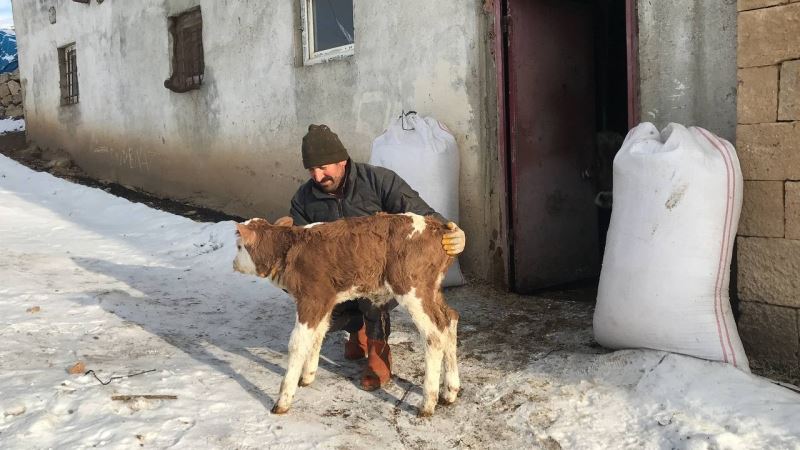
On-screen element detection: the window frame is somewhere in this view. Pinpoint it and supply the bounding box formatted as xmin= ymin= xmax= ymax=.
xmin=164 ymin=6 xmax=204 ymax=93
xmin=300 ymin=0 xmax=354 ymax=66
xmin=58 ymin=43 xmax=79 ymax=106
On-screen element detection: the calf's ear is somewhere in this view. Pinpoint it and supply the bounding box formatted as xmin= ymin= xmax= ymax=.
xmin=235 ymin=223 xmax=256 ymax=244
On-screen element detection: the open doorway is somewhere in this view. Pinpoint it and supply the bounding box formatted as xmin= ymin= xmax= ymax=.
xmin=501 ymin=0 xmax=633 ymax=294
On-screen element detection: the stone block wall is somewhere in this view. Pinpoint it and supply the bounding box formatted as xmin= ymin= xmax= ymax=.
xmin=736 ymin=0 xmax=800 ymax=381
xmin=0 ymin=69 xmax=24 ymax=119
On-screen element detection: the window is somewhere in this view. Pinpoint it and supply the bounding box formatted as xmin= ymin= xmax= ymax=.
xmin=58 ymin=43 xmax=79 ymax=105
xmin=164 ymin=7 xmax=204 ymax=93
xmin=301 ymin=0 xmax=354 ymax=65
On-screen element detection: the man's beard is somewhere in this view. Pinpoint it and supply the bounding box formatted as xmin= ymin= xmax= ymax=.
xmin=315 ymin=175 xmax=341 ymax=193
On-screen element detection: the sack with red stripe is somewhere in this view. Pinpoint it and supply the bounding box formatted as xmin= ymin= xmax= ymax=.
xmin=593 ymin=122 xmax=749 ymax=370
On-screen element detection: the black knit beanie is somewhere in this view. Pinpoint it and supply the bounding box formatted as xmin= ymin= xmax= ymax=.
xmin=301 ymin=124 xmax=349 ymax=169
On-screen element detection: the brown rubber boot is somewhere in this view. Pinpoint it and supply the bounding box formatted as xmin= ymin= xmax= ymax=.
xmin=344 ymin=324 xmax=368 ymax=360
xmin=360 ymin=340 xmax=392 ymax=391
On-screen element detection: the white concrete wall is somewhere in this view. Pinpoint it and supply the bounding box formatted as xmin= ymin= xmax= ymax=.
xmin=637 ymin=0 xmax=738 ymax=141
xmin=12 ymin=0 xmax=500 ymax=281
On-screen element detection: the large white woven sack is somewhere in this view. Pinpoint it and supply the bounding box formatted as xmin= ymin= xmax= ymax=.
xmin=594 ymin=122 xmax=749 ymax=370
xmin=369 ymin=113 xmax=465 ymax=287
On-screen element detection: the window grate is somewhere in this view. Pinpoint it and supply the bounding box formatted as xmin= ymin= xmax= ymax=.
xmin=58 ymin=43 xmax=79 ymax=105
xmin=165 ymin=7 xmax=204 ymax=93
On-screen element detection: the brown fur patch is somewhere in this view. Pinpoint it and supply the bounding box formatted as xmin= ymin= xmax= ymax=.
xmin=237 ymin=214 xmax=454 ymax=329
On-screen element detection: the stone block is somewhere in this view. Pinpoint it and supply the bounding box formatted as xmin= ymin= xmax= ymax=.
xmin=0 ymin=95 xmax=12 ymax=107
xmin=738 ymin=3 xmax=800 ymax=67
xmin=787 ymin=182 xmax=800 ymax=239
xmin=737 ymin=301 xmax=799 ymax=373
xmin=0 ymin=73 xmax=9 ymax=84
xmin=779 ymin=60 xmax=800 ymax=121
xmin=4 ymin=105 xmax=23 ymax=118
xmin=737 ymin=122 xmax=800 ymax=180
xmin=738 ymin=0 xmax=788 ymax=11
xmin=11 ymin=92 xmax=22 ymax=104
xmin=740 ymin=181 xmax=784 ymax=236
xmin=738 ymin=66 xmax=778 ymax=123
xmin=0 ymin=83 xmax=10 ymax=99
xmin=738 ymin=237 xmax=800 ymax=308
xmin=7 ymin=79 xmax=20 ymax=96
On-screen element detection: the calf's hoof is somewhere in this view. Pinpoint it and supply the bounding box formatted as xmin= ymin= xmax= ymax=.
xmin=438 ymin=395 xmax=456 ymax=406
xmin=439 ymin=387 xmax=460 ymax=405
xmin=299 ymin=374 xmax=315 ymax=386
xmin=271 ymin=404 xmax=290 ymax=415
xmin=417 ymin=407 xmax=434 ymax=418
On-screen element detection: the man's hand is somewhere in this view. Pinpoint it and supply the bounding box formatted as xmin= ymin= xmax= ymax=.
xmin=274 ymin=216 xmax=294 ymax=227
xmin=442 ymin=222 xmax=465 ymax=256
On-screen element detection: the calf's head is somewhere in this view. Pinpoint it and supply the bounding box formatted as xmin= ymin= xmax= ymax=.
xmin=233 ymin=220 xmax=260 ymax=276
xmin=233 ymin=218 xmax=287 ymax=278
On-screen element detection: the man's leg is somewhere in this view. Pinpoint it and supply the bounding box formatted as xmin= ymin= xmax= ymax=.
xmin=331 ymin=299 xmax=367 ymax=360
xmin=358 ymin=299 xmax=398 ymax=390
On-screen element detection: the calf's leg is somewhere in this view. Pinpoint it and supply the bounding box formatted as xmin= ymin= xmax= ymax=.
xmin=440 ymin=305 xmax=460 ymax=405
xmin=397 ymin=289 xmax=447 ymax=417
xmin=272 ymin=319 xmax=316 ymax=414
xmin=300 ymin=314 xmax=331 ymax=387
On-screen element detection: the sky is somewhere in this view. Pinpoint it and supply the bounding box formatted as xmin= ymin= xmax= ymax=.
xmin=0 ymin=0 xmax=12 ymax=29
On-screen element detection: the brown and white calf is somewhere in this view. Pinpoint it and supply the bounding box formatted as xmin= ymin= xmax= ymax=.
xmin=233 ymin=213 xmax=460 ymax=417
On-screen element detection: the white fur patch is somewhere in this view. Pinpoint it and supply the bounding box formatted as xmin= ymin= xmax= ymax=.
xmin=333 ymin=285 xmax=394 ymax=307
xmin=399 ymin=288 xmax=437 ymax=340
xmin=333 ymin=286 xmax=362 ymax=304
xmin=232 ymin=238 xmax=258 ymax=276
xmin=243 ymin=218 xmax=265 ymax=226
xmin=402 ymin=212 xmax=427 ymax=239
xmin=288 ymin=321 xmax=315 ymax=356
xmin=304 ymin=222 xmax=323 ymax=229
xmin=396 ymin=287 xmax=448 ymax=415
xmin=274 ymin=320 xmax=317 ymax=411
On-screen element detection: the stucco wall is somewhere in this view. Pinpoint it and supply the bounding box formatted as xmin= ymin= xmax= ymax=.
xmin=637 ymin=0 xmax=738 ymax=141
xmin=12 ymin=0 xmax=500 ymax=281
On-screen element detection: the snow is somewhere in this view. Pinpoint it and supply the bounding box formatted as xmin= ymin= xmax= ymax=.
xmin=1 ymin=154 xmax=799 ymax=449
xmin=0 ymin=118 xmax=24 ymax=134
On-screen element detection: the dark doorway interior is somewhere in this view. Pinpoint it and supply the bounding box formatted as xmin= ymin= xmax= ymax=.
xmin=504 ymin=0 xmax=630 ymax=294
xmin=593 ymin=0 xmax=630 ymax=257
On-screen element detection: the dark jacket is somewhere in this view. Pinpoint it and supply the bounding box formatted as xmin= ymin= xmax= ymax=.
xmin=289 ymin=160 xmax=447 ymax=225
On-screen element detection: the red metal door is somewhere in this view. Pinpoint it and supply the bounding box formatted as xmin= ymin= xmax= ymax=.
xmin=507 ymin=0 xmax=599 ymax=292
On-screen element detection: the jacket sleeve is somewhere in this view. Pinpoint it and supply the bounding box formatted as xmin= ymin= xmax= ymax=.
xmin=289 ymin=190 xmax=311 ymax=226
xmin=378 ymin=168 xmax=449 ymax=223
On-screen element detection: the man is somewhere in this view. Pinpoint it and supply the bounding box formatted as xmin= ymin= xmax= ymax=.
xmin=274 ymin=124 xmax=465 ymax=391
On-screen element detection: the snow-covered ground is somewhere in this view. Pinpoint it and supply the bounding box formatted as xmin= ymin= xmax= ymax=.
xmin=1 ymin=153 xmax=799 ymax=449
xmin=0 ymin=118 xmax=24 ymax=134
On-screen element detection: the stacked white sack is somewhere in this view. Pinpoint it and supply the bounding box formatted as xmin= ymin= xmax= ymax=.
xmin=594 ymin=122 xmax=749 ymax=370
xmin=369 ymin=113 xmax=465 ymax=287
